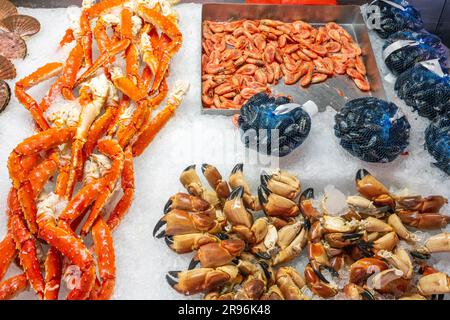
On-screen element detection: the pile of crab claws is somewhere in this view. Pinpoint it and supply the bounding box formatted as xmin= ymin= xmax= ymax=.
xmin=153 ymin=218 xmax=166 ymax=238
xmin=231 ymin=163 xmax=243 ymax=174
xmin=257 ymin=184 xmax=270 ymax=206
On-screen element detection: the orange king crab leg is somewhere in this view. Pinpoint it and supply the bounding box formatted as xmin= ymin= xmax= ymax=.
xmin=0 ymin=273 xmax=28 ymax=300
xmin=0 ymin=234 xmax=16 ymax=282
xmin=14 ymin=62 xmax=64 ymax=131
xmin=64 ymin=74 xmax=118 ymax=198
xmin=89 ymin=216 xmax=115 ymax=300
xmin=7 ymin=188 xmax=45 ymax=299
xmin=107 ymin=146 xmax=135 ymax=230
xmin=74 ymin=38 xmax=131 ymax=87
xmin=132 ymin=80 xmax=189 ymax=156
xmin=136 ymin=4 xmax=183 ymax=93
xmin=80 ymin=139 xmax=124 ymax=235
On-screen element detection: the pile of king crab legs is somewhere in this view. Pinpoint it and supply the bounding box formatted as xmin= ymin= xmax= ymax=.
xmin=0 ymin=0 xmax=189 ymax=300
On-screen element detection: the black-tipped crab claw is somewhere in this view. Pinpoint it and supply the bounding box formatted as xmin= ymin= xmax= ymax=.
xmin=258 ymin=184 xmax=300 ymax=218
xmin=299 ymin=188 xmax=322 ymax=221
xmin=202 ymin=163 xmax=230 ymax=199
xmin=260 ymin=169 xmax=301 ymax=200
xmin=223 ymin=186 xmax=253 ymax=229
xmin=179 ymin=164 xmax=220 ymax=207
xmin=355 ymin=169 xmax=395 ymax=208
xmin=153 ymin=197 xmax=224 ymax=240
xmin=228 ymin=163 xmax=260 ymax=211
xmin=166 ymin=266 xmax=240 ymax=295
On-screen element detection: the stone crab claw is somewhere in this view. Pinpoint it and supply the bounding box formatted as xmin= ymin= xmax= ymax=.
xmin=343 ymin=283 xmax=375 ymax=300
xmin=153 ymin=204 xmax=224 ymax=239
xmin=346 ymin=195 xmax=392 ymax=217
xmin=366 ymin=268 xmax=410 ymax=296
xmin=304 ymin=260 xmax=338 ymax=298
xmin=260 ymin=169 xmax=301 ymax=201
xmin=164 ymin=232 xmax=219 ymax=254
xmin=324 ymin=232 xmax=363 ymax=248
xmin=413 ymin=232 xmax=450 ymax=257
xmin=163 ymin=192 xmax=211 ymax=214
xmin=188 ymin=238 xmax=246 ymax=269
xmin=166 ymin=265 xmax=241 ymax=295
xmin=349 ymin=257 xmax=389 ymax=285
xmin=417 ymin=272 xmax=450 ymax=296
xmin=201 ymin=163 xmax=230 ymax=200
xmin=396 ymin=195 xmax=448 ymax=213
xmin=355 ymin=231 xmax=399 ymax=255
xmin=223 ymin=186 xmax=253 ymax=229
xmin=275 ymin=266 xmax=310 ymax=300
xmin=299 ymin=188 xmax=322 ymax=221
xmin=180 ymin=164 xmax=220 ymax=208
xmin=355 ymin=169 xmax=395 ymax=208
xmin=396 ymin=210 xmax=450 ymax=230
xmin=258 ymin=184 xmax=300 ymax=218
xmin=228 ymin=163 xmax=260 ymax=211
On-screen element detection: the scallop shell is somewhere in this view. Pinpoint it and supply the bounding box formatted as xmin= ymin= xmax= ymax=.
xmin=0 ymin=79 xmax=10 ymax=113
xmin=0 ymin=0 xmax=17 ymax=21
xmin=1 ymin=15 xmax=41 ymax=37
xmin=0 ymin=30 xmax=26 ymax=59
xmin=0 ymin=54 xmax=15 ymax=79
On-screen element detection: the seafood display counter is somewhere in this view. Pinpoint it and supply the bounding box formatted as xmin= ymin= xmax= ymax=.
xmin=0 ymin=0 xmax=448 ymax=300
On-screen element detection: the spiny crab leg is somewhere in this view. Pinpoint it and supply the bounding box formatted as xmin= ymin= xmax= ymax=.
xmin=107 ymin=146 xmax=135 ymax=231
xmin=131 ymin=80 xmax=190 ymax=156
xmin=89 ymin=217 xmax=115 ymax=300
xmin=43 ymin=247 xmax=62 ymax=300
xmin=0 ymin=273 xmax=28 ymax=300
xmin=14 ymin=62 xmax=64 ymax=131
xmin=80 ymin=139 xmax=124 ymax=235
xmin=0 ymin=234 xmax=17 ymax=282
xmin=7 ymin=188 xmax=45 ymax=299
xmin=74 ymin=38 xmax=131 ymax=87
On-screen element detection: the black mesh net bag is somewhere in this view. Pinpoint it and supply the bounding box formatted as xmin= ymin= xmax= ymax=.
xmin=383 ymin=31 xmax=447 ymax=76
xmin=425 ymin=115 xmax=450 ymax=175
xmin=367 ymin=0 xmax=423 ymax=39
xmin=238 ymin=92 xmax=311 ymax=157
xmin=395 ymin=62 xmax=450 ymax=120
xmin=334 ymin=97 xmax=411 ymax=163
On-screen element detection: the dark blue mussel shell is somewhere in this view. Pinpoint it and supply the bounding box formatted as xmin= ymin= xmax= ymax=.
xmin=334 ymin=97 xmax=411 ymax=163
xmin=383 ymin=31 xmax=447 ymax=76
xmin=395 ymin=64 xmax=450 ymax=120
xmin=238 ymin=92 xmax=311 ymax=157
xmin=425 ymin=115 xmax=450 ymax=175
xmin=370 ymin=0 xmax=423 ymax=39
